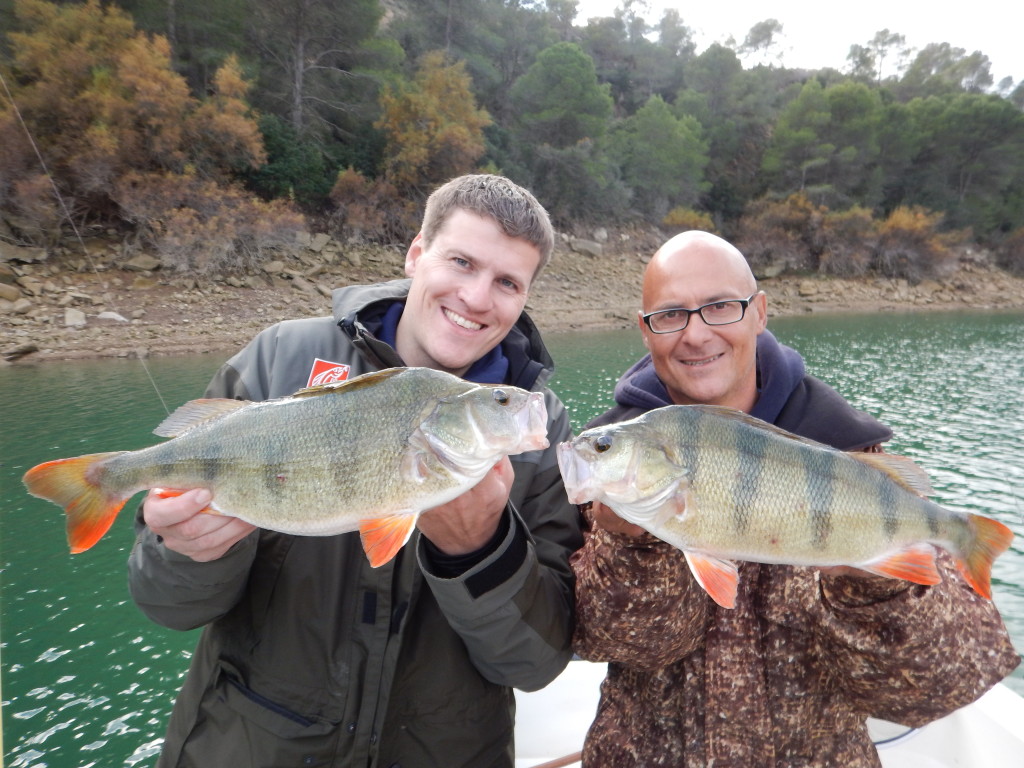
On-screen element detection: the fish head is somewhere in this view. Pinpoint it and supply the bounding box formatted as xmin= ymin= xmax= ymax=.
xmin=417 ymin=385 xmax=549 ymax=476
xmin=557 ymin=419 xmax=687 ymax=525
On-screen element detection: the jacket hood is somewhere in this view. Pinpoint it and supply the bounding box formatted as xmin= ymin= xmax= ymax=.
xmin=610 ymin=329 xmax=890 ymax=450
xmin=330 ymin=279 xmax=556 ymax=391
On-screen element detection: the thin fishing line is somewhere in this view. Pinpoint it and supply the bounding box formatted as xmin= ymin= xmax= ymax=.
xmin=1 ymin=69 xmax=171 ymax=415
xmin=0 ymin=70 xmax=94 ymax=270
xmin=136 ymin=347 xmax=171 ymax=414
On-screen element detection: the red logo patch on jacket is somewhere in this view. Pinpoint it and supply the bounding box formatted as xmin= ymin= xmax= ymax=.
xmin=307 ymin=358 xmax=351 ymax=387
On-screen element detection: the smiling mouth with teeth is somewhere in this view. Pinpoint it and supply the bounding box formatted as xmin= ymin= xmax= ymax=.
xmin=444 ymin=308 xmax=483 ymax=331
xmin=681 ymin=353 xmax=723 ymax=366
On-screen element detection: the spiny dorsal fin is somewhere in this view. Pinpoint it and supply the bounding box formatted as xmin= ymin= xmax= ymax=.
xmin=850 ymin=452 xmax=935 ymax=496
xmin=682 ymin=405 xmax=834 ymax=449
xmin=291 ymin=367 xmax=407 ymax=399
xmin=154 ymin=398 xmax=250 ymax=437
xmin=684 ymin=404 xmax=934 ymax=496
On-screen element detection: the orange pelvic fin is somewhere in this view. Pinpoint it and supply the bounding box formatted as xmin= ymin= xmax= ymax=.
xmin=860 ymin=543 xmax=942 ymax=586
xmin=359 ymin=513 xmax=418 ymax=568
xmin=153 ymin=488 xmax=215 ymax=514
xmin=956 ymin=515 xmax=1015 ymax=599
xmin=684 ymin=551 xmax=739 ymax=609
xmin=22 ymin=453 xmax=128 ymax=553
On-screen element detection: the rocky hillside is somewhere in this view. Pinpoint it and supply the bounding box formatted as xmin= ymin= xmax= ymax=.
xmin=3 ymin=227 xmax=1024 ymax=363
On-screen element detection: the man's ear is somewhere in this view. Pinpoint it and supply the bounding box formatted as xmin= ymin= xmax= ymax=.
xmin=752 ymin=291 xmax=769 ymax=333
xmin=405 ymin=232 xmax=425 ymax=277
xmin=638 ymin=310 xmax=650 ymax=350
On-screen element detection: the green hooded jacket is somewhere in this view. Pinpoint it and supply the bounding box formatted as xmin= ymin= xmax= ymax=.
xmin=128 ymin=280 xmax=583 ymax=768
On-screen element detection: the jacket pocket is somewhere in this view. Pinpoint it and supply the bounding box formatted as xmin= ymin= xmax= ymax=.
xmin=218 ymin=666 xmax=337 ymax=739
xmin=174 ymin=665 xmax=342 ymax=767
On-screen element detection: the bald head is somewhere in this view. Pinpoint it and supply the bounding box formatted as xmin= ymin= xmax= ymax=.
xmin=638 ymin=230 xmax=767 ymax=412
xmin=643 ymin=231 xmax=757 ymax=309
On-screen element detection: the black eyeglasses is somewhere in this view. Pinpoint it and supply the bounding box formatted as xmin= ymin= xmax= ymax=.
xmin=641 ymin=295 xmax=756 ymax=334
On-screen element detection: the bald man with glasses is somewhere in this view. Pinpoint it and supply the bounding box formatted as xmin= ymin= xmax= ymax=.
xmin=569 ymin=230 xmax=1018 ymax=767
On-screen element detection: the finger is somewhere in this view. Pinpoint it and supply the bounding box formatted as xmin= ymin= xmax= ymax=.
xmin=167 ymin=508 xmax=238 ymax=542
xmin=144 ymin=488 xmax=212 ymax=528
xmin=592 ymin=501 xmax=645 ymax=537
xmin=160 ymin=516 xmax=256 ymax=562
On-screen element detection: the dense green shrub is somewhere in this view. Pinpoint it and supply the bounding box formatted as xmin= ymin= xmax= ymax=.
xmin=244 ymin=115 xmax=334 ymax=210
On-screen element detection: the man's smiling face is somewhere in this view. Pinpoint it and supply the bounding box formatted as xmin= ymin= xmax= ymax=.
xmin=396 ymin=209 xmax=541 ymax=377
xmin=639 ymin=232 xmax=767 ymax=412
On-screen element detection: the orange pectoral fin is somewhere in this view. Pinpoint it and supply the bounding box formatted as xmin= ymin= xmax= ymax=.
xmin=359 ymin=514 xmax=418 ymax=568
xmin=859 ymin=543 xmax=942 ymax=586
xmin=684 ymin=551 xmax=739 ymax=609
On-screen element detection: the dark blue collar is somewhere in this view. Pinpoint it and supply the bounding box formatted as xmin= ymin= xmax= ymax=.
xmin=377 ymin=301 xmax=510 ymax=384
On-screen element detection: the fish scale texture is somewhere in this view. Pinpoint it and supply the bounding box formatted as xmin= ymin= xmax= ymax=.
xmin=616 ymin=407 xmax=970 ymax=567
xmin=99 ymin=368 xmax=536 ymax=535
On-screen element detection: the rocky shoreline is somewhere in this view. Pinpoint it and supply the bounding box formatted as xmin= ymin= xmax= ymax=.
xmin=4 ymin=229 xmax=1024 ymax=364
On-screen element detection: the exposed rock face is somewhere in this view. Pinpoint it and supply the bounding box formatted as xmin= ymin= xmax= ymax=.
xmin=2 ymin=228 xmax=1024 ymax=363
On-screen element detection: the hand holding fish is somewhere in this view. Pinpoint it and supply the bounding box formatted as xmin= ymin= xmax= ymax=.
xmin=417 ymin=457 xmax=514 ymax=555
xmin=143 ymin=488 xmax=256 ymax=562
xmin=589 ymin=499 xmax=645 ymax=538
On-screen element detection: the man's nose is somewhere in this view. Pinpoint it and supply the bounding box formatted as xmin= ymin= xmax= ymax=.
xmin=677 ymin=311 xmax=715 ymax=341
xmin=460 ymin=275 xmax=493 ymax=310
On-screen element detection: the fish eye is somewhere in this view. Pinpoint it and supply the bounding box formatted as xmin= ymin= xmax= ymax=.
xmin=492 ymin=389 xmax=510 ymax=406
xmin=594 ymin=435 xmax=612 ymax=453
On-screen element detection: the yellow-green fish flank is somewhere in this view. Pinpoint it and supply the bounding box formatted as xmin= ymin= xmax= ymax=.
xmin=557 ymin=404 xmax=1013 ymax=608
xmin=25 ymin=367 xmax=550 ymax=566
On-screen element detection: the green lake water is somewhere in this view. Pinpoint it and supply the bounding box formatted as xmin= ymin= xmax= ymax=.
xmin=2 ymin=311 xmax=1023 ymax=766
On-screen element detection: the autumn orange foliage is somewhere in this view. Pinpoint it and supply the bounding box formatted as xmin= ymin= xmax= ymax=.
xmin=375 ymin=51 xmax=491 ymax=195
xmin=1 ymin=0 xmax=288 ymax=272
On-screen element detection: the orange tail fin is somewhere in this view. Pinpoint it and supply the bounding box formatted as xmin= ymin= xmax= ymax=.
xmin=957 ymin=515 xmax=1015 ymax=600
xmin=23 ymin=453 xmax=128 ymax=553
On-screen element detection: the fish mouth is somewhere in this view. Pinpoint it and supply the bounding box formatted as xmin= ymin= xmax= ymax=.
xmin=443 ymin=307 xmax=484 ymax=331
xmin=516 ymin=392 xmax=549 ymax=451
xmin=557 ymin=441 xmax=594 ymax=505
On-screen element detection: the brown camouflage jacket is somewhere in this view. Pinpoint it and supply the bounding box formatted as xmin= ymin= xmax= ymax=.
xmin=573 ymin=528 xmax=1018 ymax=767
xmin=571 ymin=371 xmax=1020 ymax=768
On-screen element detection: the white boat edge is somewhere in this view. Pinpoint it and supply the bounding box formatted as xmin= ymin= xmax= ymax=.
xmin=514 ymin=660 xmax=1024 ymax=768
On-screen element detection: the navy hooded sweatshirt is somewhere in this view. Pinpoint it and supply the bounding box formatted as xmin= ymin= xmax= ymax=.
xmin=592 ymin=330 xmax=891 ymax=451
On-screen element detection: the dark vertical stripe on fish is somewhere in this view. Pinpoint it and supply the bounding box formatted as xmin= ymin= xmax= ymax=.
xmin=259 ymin=430 xmax=289 ymax=497
xmin=733 ymin=424 xmax=769 ymax=535
xmin=680 ymin=414 xmax=703 ymax=520
xmin=802 ymin=449 xmax=835 ymax=548
xmin=877 ymin=469 xmax=900 ymax=540
xmin=198 ymin=456 xmax=223 ymax=484
xmin=924 ymin=498 xmax=941 ymax=537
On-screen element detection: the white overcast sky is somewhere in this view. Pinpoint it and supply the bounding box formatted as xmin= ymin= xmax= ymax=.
xmin=574 ymin=0 xmax=1020 ymax=84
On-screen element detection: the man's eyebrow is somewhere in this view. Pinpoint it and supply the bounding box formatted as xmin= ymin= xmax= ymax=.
xmin=651 ymin=293 xmax=744 ymax=310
